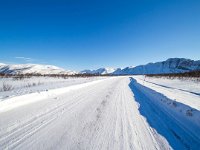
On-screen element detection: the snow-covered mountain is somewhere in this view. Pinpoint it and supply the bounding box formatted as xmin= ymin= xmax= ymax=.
xmin=2 ymin=58 xmax=199 ymax=76
xmin=113 ymin=58 xmax=200 ymax=75
xmin=0 ymin=63 xmax=76 ymax=75
xmin=112 ymin=66 xmax=135 ymax=75
xmin=80 ymin=67 xmax=117 ymax=75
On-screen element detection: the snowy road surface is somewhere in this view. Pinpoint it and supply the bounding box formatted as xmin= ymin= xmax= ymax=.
xmin=0 ymin=77 xmax=200 ymax=150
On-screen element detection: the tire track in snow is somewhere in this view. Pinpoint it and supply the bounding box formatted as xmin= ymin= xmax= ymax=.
xmin=0 ymin=79 xmax=118 ymax=149
xmin=0 ymin=77 xmax=191 ymax=150
xmin=0 ymin=89 xmax=90 ymax=149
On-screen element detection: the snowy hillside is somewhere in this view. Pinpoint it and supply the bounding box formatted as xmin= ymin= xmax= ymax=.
xmin=113 ymin=58 xmax=200 ymax=75
xmin=0 ymin=63 xmax=76 ymax=75
xmin=80 ymin=67 xmax=117 ymax=74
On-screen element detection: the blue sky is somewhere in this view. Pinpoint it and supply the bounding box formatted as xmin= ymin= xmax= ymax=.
xmin=0 ymin=0 xmax=200 ymax=71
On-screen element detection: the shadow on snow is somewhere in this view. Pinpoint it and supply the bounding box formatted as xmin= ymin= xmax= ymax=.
xmin=128 ymin=77 xmax=200 ymax=150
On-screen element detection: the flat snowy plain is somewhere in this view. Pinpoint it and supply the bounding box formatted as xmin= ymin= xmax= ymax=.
xmin=0 ymin=76 xmax=200 ymax=150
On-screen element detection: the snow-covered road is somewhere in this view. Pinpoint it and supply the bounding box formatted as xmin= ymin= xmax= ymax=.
xmin=0 ymin=77 xmax=200 ymax=150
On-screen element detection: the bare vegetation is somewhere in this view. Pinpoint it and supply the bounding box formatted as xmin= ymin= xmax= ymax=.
xmin=0 ymin=73 xmax=112 ymax=79
xmin=25 ymin=82 xmax=42 ymax=88
xmin=146 ymin=70 xmax=200 ymax=78
xmin=172 ymin=101 xmax=177 ymax=107
xmin=1 ymin=83 xmax=13 ymax=91
xmin=186 ymin=109 xmax=194 ymax=117
xmin=146 ymin=70 xmax=200 ymax=81
xmin=0 ymin=73 xmax=108 ymax=95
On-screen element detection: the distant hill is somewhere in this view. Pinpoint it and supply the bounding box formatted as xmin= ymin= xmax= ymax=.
xmin=2 ymin=58 xmax=199 ymax=76
xmin=112 ymin=58 xmax=200 ymax=75
xmin=80 ymin=67 xmax=117 ymax=75
xmin=0 ymin=63 xmax=76 ymax=75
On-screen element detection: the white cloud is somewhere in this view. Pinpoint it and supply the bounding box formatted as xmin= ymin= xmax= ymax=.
xmin=15 ymin=57 xmax=36 ymax=62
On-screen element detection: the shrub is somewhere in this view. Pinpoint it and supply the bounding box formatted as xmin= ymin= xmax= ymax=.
xmin=186 ymin=109 xmax=193 ymax=116
xmin=172 ymin=101 xmax=177 ymax=107
xmin=146 ymin=70 xmax=200 ymax=78
xmin=2 ymin=83 xmax=13 ymax=91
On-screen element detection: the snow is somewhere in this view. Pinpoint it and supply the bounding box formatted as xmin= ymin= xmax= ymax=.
xmin=0 ymin=76 xmax=107 ymax=99
xmin=113 ymin=58 xmax=200 ymax=75
xmin=0 ymin=63 xmax=76 ymax=75
xmin=80 ymin=67 xmax=117 ymax=74
xmin=0 ymin=63 xmax=6 ymax=66
xmin=133 ymin=75 xmax=200 ymax=111
xmin=0 ymin=78 xmax=109 ymax=113
xmin=129 ymin=77 xmax=200 ymax=149
xmin=2 ymin=58 xmax=200 ymax=76
xmin=0 ymin=76 xmax=200 ymax=149
xmin=131 ymin=76 xmax=200 ymax=149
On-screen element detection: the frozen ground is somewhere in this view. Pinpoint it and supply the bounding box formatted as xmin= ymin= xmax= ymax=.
xmin=0 ymin=76 xmax=200 ymax=150
xmin=134 ymin=75 xmax=200 ymax=111
xmin=137 ymin=76 xmax=200 ymax=95
xmin=0 ymin=76 xmax=106 ymax=100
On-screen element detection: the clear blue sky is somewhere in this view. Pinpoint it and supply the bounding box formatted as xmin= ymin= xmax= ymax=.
xmin=0 ymin=0 xmax=200 ymax=71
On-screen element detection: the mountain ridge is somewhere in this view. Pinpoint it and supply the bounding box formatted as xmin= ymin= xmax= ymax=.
xmin=0 ymin=63 xmax=76 ymax=75
xmin=112 ymin=58 xmax=200 ymax=75
xmin=1 ymin=58 xmax=199 ymax=75
xmin=80 ymin=67 xmax=117 ymax=75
